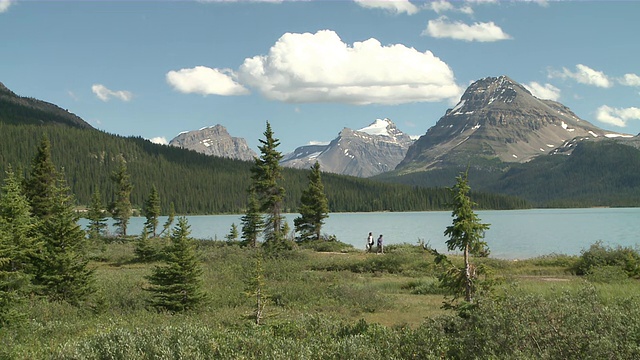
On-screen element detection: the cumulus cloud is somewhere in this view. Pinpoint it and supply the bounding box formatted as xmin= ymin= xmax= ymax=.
xmin=0 ymin=0 xmax=14 ymax=13
xmin=166 ymin=66 xmax=249 ymax=96
xmin=353 ymin=0 xmax=419 ymax=15
xmin=524 ymin=82 xmax=560 ymax=101
xmin=422 ymin=16 xmax=512 ymax=42
xmin=549 ymin=64 xmax=612 ymax=88
xmin=91 ymin=84 xmax=133 ymax=102
xmin=619 ymin=73 xmax=640 ymax=87
xmin=149 ymin=137 xmax=169 ymax=145
xmin=237 ymin=30 xmax=462 ymax=105
xmin=595 ymin=105 xmax=640 ymax=128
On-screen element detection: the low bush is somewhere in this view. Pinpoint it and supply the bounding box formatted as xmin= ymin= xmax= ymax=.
xmin=573 ymin=241 xmax=640 ymax=278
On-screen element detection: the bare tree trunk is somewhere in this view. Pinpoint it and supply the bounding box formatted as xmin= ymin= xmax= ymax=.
xmin=464 ymin=243 xmax=473 ymax=302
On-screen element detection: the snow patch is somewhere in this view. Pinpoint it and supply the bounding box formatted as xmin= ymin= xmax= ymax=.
xmin=540 ymin=148 xmax=545 ymax=152
xmin=358 ymin=118 xmax=392 ymax=137
xmin=605 ymin=133 xmax=634 ymax=138
xmin=546 ymin=144 xmax=555 ymax=148
xmin=472 ymin=124 xmax=481 ymax=130
xmin=588 ymin=131 xmax=599 ymax=138
xmin=512 ymin=154 xmax=518 ymax=158
xmin=451 ymin=100 xmax=466 ymax=115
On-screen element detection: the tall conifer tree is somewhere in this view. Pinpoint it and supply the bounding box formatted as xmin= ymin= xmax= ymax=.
xmin=240 ymin=188 xmax=262 ymax=248
xmin=444 ymin=171 xmax=490 ymax=303
xmin=0 ymin=168 xmax=36 ymax=324
xmin=251 ymin=121 xmax=287 ymax=249
xmin=33 ymin=171 xmax=94 ymax=304
xmin=110 ymin=155 xmax=133 ymax=237
xmin=143 ymin=185 xmax=161 ymax=237
xmin=86 ymin=189 xmax=108 ymax=241
xmin=294 ymin=161 xmax=329 ymax=241
xmin=25 ymin=135 xmax=58 ymax=219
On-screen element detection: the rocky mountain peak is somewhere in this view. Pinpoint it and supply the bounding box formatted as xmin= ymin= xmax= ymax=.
xmin=169 ymin=124 xmax=257 ymax=161
xmin=397 ymin=75 xmax=618 ymax=173
xmin=281 ymin=118 xmax=414 ymax=177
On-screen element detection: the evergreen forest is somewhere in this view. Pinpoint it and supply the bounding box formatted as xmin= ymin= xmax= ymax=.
xmin=0 ymin=122 xmax=528 ymax=214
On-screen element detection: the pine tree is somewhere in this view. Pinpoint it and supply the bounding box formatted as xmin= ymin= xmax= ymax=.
xmin=0 ymin=167 xmax=39 ymax=274
xmin=110 ymin=155 xmax=133 ymax=237
xmin=143 ymin=185 xmax=161 ymax=238
xmin=294 ymin=161 xmax=329 ymax=241
xmin=251 ymin=121 xmax=287 ymax=250
xmin=225 ymin=223 xmax=239 ymax=242
xmin=33 ymin=171 xmax=94 ymax=305
xmin=0 ymin=168 xmax=36 ymax=325
xmin=146 ymin=217 xmax=205 ymax=312
xmin=159 ymin=202 xmax=175 ymax=237
xmin=25 ymin=135 xmax=58 ymax=219
xmin=86 ymin=189 xmax=108 ymax=241
xmin=240 ymin=189 xmax=262 ymax=248
xmin=443 ymin=171 xmax=490 ymax=303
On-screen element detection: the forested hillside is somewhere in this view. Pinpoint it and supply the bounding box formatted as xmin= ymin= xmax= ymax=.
xmin=376 ymin=140 xmax=640 ymax=208
xmin=0 ymin=123 xmax=528 ymax=214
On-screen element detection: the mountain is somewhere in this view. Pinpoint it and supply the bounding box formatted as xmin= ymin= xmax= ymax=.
xmin=0 ymin=81 xmax=94 ymax=129
xmin=396 ymin=76 xmax=628 ymax=173
xmin=281 ymin=118 xmax=415 ymax=177
xmin=169 ymin=124 xmax=257 ymax=161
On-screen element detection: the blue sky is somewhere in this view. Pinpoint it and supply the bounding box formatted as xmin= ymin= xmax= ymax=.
xmin=1 ymin=0 xmax=639 ymax=153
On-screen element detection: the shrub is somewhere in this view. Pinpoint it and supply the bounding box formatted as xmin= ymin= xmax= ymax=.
xmin=574 ymin=241 xmax=640 ymax=278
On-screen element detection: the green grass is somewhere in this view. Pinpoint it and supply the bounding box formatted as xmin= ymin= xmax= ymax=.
xmin=4 ymin=240 xmax=640 ymax=359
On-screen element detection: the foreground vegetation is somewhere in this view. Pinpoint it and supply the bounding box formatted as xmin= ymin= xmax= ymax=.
xmin=2 ymin=240 xmax=640 ymax=359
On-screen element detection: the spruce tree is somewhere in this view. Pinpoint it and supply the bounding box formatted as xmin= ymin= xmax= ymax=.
xmin=25 ymin=135 xmax=58 ymax=219
xmin=0 ymin=168 xmax=36 ymax=324
xmin=159 ymin=202 xmax=175 ymax=237
xmin=0 ymin=167 xmax=39 ymax=274
xmin=294 ymin=161 xmax=329 ymax=241
xmin=146 ymin=217 xmax=205 ymax=312
xmin=443 ymin=171 xmax=490 ymax=303
xmin=240 ymin=188 xmax=262 ymax=248
xmin=225 ymin=223 xmax=239 ymax=242
xmin=251 ymin=121 xmax=287 ymax=249
xmin=33 ymin=171 xmax=94 ymax=305
xmin=143 ymin=185 xmax=161 ymax=238
xmin=86 ymin=189 xmax=108 ymax=241
xmin=110 ymin=155 xmax=133 ymax=237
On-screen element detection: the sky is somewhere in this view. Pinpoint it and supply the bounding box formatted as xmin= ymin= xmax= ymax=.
xmin=1 ymin=0 xmax=639 ymax=153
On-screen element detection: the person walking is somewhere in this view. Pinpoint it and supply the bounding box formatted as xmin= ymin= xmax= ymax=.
xmin=366 ymin=232 xmax=374 ymax=252
xmin=376 ymin=234 xmax=384 ymax=254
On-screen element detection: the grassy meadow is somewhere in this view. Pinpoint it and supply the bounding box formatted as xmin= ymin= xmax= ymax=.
xmin=3 ymin=239 xmax=640 ymax=359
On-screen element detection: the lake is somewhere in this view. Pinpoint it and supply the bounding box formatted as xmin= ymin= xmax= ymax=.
xmin=81 ymin=207 xmax=640 ymax=260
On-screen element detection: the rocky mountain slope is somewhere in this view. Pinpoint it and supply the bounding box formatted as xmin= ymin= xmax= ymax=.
xmin=396 ymin=76 xmax=630 ymax=173
xmin=169 ymin=124 xmax=257 ymax=161
xmin=281 ymin=118 xmax=414 ymax=177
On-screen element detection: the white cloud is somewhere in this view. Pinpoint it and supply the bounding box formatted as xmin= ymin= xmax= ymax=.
xmin=149 ymin=137 xmax=169 ymax=145
xmin=619 ymin=73 xmax=640 ymax=87
xmin=91 ymin=84 xmax=133 ymax=102
xmin=238 ymin=30 xmax=462 ymax=105
xmin=425 ymin=1 xmax=475 ymax=15
xmin=166 ymin=66 xmax=249 ymax=96
xmin=524 ymin=82 xmax=560 ymax=101
xmin=426 ymin=0 xmax=455 ymax=14
xmin=353 ymin=0 xmax=419 ymax=15
xmin=422 ymin=16 xmax=512 ymax=42
xmin=0 ymin=0 xmax=14 ymax=13
xmin=595 ymin=105 xmax=640 ymax=127
xmin=549 ymin=64 xmax=612 ymax=88
xmin=308 ymin=140 xmax=330 ymax=146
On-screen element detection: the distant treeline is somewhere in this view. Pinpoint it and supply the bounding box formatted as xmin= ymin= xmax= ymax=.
xmin=0 ymin=123 xmax=529 ymax=214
